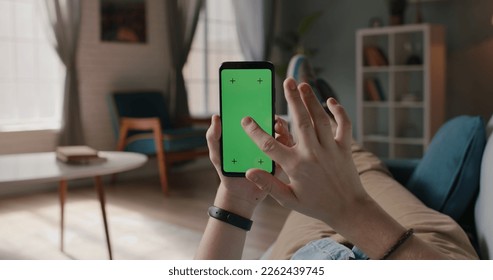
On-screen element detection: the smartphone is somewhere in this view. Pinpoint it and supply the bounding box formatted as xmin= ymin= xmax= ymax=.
xmin=219 ymin=61 xmax=275 ymax=177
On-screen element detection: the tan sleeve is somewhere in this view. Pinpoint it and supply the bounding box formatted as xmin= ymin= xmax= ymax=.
xmin=268 ymin=143 xmax=478 ymax=260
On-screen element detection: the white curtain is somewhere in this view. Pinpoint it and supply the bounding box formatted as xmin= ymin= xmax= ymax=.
xmin=43 ymin=0 xmax=83 ymax=145
xmin=232 ymin=0 xmax=275 ymax=61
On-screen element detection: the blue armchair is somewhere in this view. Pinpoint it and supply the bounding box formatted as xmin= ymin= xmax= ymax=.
xmin=108 ymin=91 xmax=209 ymax=195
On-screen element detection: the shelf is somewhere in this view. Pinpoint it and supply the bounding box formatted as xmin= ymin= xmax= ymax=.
xmin=362 ymin=65 xmax=423 ymax=72
xmin=357 ymin=24 xmax=445 ymax=159
xmin=365 ymin=101 xmax=424 ymax=108
xmin=392 ymin=101 xmax=424 ymax=108
xmin=363 ymin=101 xmax=388 ymax=107
xmin=363 ymin=134 xmax=425 ymax=145
xmin=362 ymin=66 xmax=390 ymax=73
xmin=393 ymin=137 xmax=425 ymax=145
xmin=362 ymin=135 xmax=390 ymax=143
xmin=392 ymin=65 xmax=423 ymax=72
xmin=357 ymin=24 xmax=435 ymax=36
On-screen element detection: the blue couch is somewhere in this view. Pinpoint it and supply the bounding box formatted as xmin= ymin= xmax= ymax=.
xmin=385 ymin=115 xmax=493 ymax=259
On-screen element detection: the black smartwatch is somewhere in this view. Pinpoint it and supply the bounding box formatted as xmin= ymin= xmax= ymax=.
xmin=208 ymin=206 xmax=253 ymax=231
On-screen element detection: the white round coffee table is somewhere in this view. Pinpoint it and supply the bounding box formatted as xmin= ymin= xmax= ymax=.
xmin=0 ymin=151 xmax=147 ymax=260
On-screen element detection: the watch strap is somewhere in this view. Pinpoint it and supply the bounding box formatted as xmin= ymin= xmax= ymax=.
xmin=208 ymin=206 xmax=253 ymax=231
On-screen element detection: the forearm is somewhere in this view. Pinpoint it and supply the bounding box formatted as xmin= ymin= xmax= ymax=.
xmin=195 ymin=183 xmax=258 ymax=260
xmin=334 ymin=195 xmax=450 ymax=260
xmin=195 ymin=217 xmax=248 ymax=259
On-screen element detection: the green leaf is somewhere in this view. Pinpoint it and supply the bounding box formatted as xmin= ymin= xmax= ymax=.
xmin=297 ymin=11 xmax=323 ymax=36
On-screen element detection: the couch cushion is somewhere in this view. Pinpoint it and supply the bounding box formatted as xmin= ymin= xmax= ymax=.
xmin=475 ymin=133 xmax=493 ymax=259
xmin=406 ymin=116 xmax=486 ymax=221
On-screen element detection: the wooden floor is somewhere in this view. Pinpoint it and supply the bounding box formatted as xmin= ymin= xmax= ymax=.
xmin=0 ymin=159 xmax=290 ymax=260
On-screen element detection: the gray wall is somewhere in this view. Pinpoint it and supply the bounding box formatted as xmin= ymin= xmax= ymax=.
xmin=285 ymin=0 xmax=493 ymax=129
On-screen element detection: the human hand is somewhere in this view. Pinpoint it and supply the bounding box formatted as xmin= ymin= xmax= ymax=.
xmin=206 ymin=114 xmax=292 ymax=217
xmin=242 ymin=78 xmax=370 ymax=229
xmin=196 ymin=114 xmax=293 ymax=260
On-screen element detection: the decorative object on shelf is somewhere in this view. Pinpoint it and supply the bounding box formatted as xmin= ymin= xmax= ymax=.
xmin=387 ymin=0 xmax=408 ymax=25
xmin=100 ymin=0 xmax=147 ymax=43
xmin=404 ymin=42 xmax=423 ymax=65
xmin=415 ymin=0 xmax=423 ymax=23
xmin=369 ymin=17 xmax=384 ymax=28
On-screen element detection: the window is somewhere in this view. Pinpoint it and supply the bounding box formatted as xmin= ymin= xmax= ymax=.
xmin=183 ymin=0 xmax=244 ymax=117
xmin=0 ymin=0 xmax=65 ymax=132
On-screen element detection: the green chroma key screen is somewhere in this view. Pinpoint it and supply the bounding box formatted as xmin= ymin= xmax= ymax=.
xmin=220 ymin=62 xmax=275 ymax=176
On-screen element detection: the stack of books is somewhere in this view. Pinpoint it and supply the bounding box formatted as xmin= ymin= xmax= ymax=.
xmin=56 ymin=146 xmax=107 ymax=165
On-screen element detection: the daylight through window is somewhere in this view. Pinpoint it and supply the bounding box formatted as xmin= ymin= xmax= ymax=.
xmin=0 ymin=0 xmax=65 ymax=132
xmin=183 ymin=0 xmax=244 ymax=117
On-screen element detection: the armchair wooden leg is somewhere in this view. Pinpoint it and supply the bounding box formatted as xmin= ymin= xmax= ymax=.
xmin=118 ymin=116 xmax=170 ymax=195
xmin=152 ymin=123 xmax=169 ymax=195
xmin=156 ymin=152 xmax=169 ymax=196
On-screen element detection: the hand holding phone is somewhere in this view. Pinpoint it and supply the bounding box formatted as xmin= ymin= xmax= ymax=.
xmin=219 ymin=61 xmax=275 ymax=177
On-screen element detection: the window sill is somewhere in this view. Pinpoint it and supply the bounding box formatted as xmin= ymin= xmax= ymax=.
xmin=0 ymin=124 xmax=61 ymax=133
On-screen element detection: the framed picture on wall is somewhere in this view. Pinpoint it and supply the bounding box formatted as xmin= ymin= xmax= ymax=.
xmin=100 ymin=0 xmax=147 ymax=43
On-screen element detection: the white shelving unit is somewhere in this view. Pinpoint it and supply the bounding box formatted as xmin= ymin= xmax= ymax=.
xmin=356 ymin=24 xmax=445 ymax=159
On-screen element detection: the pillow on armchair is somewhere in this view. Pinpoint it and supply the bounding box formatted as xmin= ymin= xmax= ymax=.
xmin=406 ymin=116 xmax=486 ymax=221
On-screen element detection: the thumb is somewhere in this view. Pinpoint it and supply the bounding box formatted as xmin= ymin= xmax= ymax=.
xmin=246 ymin=169 xmax=296 ymax=208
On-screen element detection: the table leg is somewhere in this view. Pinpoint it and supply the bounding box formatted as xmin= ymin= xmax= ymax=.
xmin=94 ymin=176 xmax=113 ymax=260
xmin=59 ymin=180 xmax=68 ymax=252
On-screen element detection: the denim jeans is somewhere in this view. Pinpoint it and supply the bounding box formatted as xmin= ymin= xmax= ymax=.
xmin=291 ymin=237 xmax=369 ymax=260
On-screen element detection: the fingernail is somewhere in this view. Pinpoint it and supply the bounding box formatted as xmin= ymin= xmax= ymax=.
xmin=288 ymin=79 xmax=296 ymax=90
xmin=301 ymin=84 xmax=310 ymax=94
xmin=274 ymin=118 xmax=281 ymax=126
xmin=242 ymin=117 xmax=252 ymax=126
xmin=329 ymin=98 xmax=338 ymax=105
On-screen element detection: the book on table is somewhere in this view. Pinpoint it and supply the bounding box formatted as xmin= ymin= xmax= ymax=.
xmin=56 ymin=146 xmax=107 ymax=164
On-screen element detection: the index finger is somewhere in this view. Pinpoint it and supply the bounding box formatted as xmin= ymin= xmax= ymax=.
xmin=241 ymin=117 xmax=290 ymax=164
